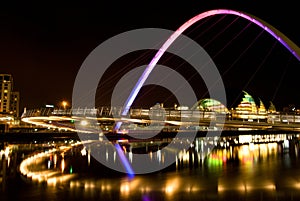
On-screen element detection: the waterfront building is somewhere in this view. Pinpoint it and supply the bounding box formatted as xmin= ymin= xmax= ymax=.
xmin=231 ymin=91 xmax=268 ymax=121
xmin=0 ymin=74 xmax=20 ymax=131
xmin=193 ymin=98 xmax=229 ymax=114
xmin=10 ymin=91 xmax=20 ymax=117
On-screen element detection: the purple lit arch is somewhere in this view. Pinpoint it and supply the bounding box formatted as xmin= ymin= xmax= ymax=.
xmin=114 ymin=9 xmax=300 ymax=131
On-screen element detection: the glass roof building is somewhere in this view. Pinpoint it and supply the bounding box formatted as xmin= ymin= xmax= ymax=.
xmin=193 ymin=98 xmax=229 ymax=114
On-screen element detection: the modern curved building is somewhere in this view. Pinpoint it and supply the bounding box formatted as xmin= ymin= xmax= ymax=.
xmin=231 ymin=91 xmax=268 ymax=121
xmin=191 ymin=91 xmax=273 ymax=122
xmin=193 ymin=98 xmax=229 ymax=114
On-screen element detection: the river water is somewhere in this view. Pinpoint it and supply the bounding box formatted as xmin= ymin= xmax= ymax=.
xmin=1 ymin=133 xmax=300 ymax=201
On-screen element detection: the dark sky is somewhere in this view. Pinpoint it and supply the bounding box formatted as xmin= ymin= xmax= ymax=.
xmin=0 ymin=1 xmax=299 ymax=113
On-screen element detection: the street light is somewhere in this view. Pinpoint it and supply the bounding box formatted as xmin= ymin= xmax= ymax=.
xmin=62 ymin=101 xmax=68 ymax=110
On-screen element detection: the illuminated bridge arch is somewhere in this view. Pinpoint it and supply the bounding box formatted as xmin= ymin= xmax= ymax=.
xmin=115 ymin=9 xmax=300 ymax=131
xmin=176 ymin=9 xmax=300 ymax=61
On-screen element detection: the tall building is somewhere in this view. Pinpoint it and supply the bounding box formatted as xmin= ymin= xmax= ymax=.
xmin=11 ymin=91 xmax=20 ymax=117
xmin=0 ymin=74 xmax=20 ymax=117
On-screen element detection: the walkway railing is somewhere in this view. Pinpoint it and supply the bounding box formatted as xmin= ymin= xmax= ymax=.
xmin=21 ymin=107 xmax=227 ymax=122
xmin=21 ymin=107 xmax=300 ymax=125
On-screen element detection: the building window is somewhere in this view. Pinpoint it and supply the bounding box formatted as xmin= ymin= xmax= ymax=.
xmin=4 ymin=76 xmax=10 ymax=81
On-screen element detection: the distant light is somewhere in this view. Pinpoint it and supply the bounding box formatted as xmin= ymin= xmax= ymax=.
xmin=46 ymin=104 xmax=54 ymax=108
xmin=81 ymin=148 xmax=87 ymax=156
xmin=80 ymin=120 xmax=88 ymax=126
xmin=62 ymin=101 xmax=68 ymax=109
xmin=4 ymin=147 xmax=10 ymax=158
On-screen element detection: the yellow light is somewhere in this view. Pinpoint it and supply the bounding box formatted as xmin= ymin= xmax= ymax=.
xmin=61 ymin=158 xmax=65 ymax=173
xmin=62 ymin=101 xmax=68 ymax=109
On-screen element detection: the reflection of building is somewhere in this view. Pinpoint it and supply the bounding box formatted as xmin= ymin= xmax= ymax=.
xmin=0 ymin=74 xmax=20 ymax=131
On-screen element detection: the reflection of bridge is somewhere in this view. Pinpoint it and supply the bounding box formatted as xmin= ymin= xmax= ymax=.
xmin=21 ymin=107 xmax=300 ymax=134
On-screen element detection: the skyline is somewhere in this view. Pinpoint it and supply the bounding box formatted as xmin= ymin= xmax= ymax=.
xmin=0 ymin=1 xmax=299 ymax=112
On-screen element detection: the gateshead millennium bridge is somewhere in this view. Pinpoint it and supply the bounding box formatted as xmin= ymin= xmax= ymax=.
xmin=16 ymin=9 xmax=300 ymax=135
xmin=21 ymin=91 xmax=300 ymax=134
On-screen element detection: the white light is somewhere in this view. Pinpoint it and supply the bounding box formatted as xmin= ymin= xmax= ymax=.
xmin=4 ymin=147 xmax=10 ymax=158
xmin=81 ymin=148 xmax=87 ymax=156
xmin=80 ymin=120 xmax=88 ymax=126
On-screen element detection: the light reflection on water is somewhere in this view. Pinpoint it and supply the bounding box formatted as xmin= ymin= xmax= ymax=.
xmin=2 ymin=134 xmax=300 ymax=201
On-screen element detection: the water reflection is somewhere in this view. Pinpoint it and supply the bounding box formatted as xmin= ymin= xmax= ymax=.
xmin=2 ymin=134 xmax=300 ymax=201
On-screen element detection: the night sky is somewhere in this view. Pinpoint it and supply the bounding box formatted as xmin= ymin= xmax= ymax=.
xmin=0 ymin=1 xmax=299 ymax=113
